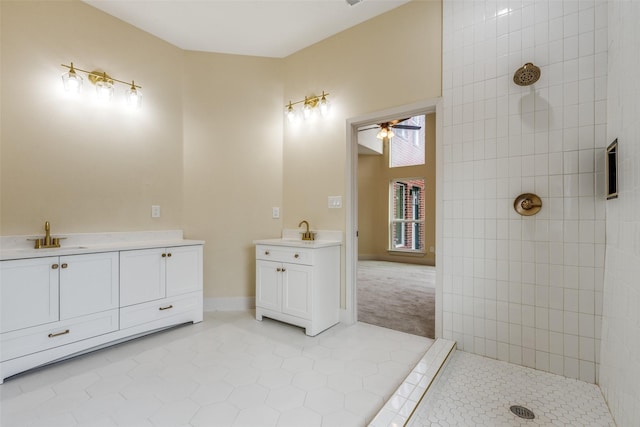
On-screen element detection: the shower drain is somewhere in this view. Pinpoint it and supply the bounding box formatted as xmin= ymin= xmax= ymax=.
xmin=510 ymin=405 xmax=535 ymax=419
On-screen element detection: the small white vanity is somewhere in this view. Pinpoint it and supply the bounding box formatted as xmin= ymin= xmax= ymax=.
xmin=0 ymin=230 xmax=203 ymax=383
xmin=254 ymin=229 xmax=341 ymax=336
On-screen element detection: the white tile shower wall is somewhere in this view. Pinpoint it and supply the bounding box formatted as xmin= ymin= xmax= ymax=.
xmin=442 ymin=0 xmax=607 ymax=382
xmin=599 ymin=1 xmax=640 ymax=425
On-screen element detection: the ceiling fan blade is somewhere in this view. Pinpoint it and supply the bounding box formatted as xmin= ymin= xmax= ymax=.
xmin=358 ymin=126 xmax=379 ymax=132
xmin=389 ymin=118 xmax=411 ymax=125
xmin=391 ymin=124 xmax=421 ymax=130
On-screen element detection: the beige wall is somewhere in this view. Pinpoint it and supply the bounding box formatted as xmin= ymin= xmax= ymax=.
xmin=282 ymin=0 xmax=442 ymax=302
xmin=1 ymin=0 xmax=441 ymax=303
xmin=1 ymin=0 xmax=184 ymax=235
xmin=358 ymin=113 xmax=436 ymax=265
xmin=182 ymin=51 xmax=283 ymax=298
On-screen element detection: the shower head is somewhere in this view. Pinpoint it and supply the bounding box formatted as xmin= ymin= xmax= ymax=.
xmin=513 ymin=62 xmax=541 ymax=86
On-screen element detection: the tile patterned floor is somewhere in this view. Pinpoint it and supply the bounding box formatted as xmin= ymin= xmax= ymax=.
xmin=407 ymin=350 xmax=616 ymax=427
xmin=0 ymin=311 xmax=433 ymax=427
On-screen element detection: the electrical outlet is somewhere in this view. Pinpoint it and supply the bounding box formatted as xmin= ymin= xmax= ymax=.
xmin=151 ymin=205 xmax=161 ymax=218
xmin=328 ymin=196 xmax=342 ymax=209
xmin=272 ymin=207 xmax=280 ymax=219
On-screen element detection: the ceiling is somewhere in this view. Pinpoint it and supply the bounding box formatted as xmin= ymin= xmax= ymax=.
xmin=83 ymin=0 xmax=411 ymax=58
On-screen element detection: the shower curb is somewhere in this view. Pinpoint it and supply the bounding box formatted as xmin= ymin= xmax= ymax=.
xmin=368 ymin=338 xmax=456 ymax=427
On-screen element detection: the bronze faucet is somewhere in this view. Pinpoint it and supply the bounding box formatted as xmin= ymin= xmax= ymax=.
xmin=33 ymin=221 xmax=61 ymax=249
xmin=298 ymin=220 xmax=315 ymax=241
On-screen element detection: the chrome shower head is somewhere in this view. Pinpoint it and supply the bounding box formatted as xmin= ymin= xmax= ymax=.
xmin=513 ymin=62 xmax=540 ymax=86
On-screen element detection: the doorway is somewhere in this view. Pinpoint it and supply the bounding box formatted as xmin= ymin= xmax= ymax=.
xmin=345 ymin=99 xmax=444 ymax=338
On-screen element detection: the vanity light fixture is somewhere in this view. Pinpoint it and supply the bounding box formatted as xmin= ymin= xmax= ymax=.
xmin=61 ymin=62 xmax=142 ymax=108
xmin=284 ymin=91 xmax=330 ymax=123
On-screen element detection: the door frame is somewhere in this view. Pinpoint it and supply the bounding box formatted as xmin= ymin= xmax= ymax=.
xmin=344 ymin=98 xmax=443 ymax=338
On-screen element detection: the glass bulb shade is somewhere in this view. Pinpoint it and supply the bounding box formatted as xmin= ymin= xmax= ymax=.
xmin=126 ymin=87 xmax=142 ymax=108
xmin=302 ymin=102 xmax=313 ymax=120
xmin=62 ymin=71 xmax=83 ymax=94
xmin=285 ymin=105 xmax=297 ymax=123
xmin=377 ymin=128 xmax=388 ymax=139
xmin=95 ymin=80 xmax=114 ymax=102
xmin=319 ymin=96 xmax=330 ymax=116
xmin=387 ymin=129 xmax=395 ymax=139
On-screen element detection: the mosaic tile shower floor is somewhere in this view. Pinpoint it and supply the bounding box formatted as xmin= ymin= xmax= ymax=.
xmin=406 ymin=351 xmax=615 ymax=427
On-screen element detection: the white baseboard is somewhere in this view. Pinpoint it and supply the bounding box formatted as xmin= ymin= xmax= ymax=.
xmin=339 ymin=308 xmax=354 ymax=325
xmin=204 ymin=297 xmax=255 ymax=312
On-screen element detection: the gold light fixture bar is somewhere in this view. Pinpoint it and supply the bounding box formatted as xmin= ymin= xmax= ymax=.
xmin=285 ymin=90 xmax=330 ymax=122
xmin=285 ymin=91 xmax=328 ymax=108
xmin=61 ymin=63 xmax=141 ymax=89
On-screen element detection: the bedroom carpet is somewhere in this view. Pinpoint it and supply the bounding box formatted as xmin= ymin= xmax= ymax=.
xmin=357 ymin=260 xmax=435 ymax=338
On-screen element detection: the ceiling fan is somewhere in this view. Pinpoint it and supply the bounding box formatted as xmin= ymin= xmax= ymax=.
xmin=358 ymin=118 xmax=421 ymax=140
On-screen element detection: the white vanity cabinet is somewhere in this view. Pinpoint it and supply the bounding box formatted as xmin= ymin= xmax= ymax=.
xmin=0 ymin=252 xmax=119 ymax=365
xmin=1 ymin=257 xmax=59 ymax=334
xmin=0 ymin=234 xmax=204 ymax=384
xmin=119 ymin=245 xmax=203 ymax=330
xmin=255 ymin=243 xmax=339 ymax=336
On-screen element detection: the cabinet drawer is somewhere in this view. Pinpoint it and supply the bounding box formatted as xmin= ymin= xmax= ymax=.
xmin=0 ymin=310 xmax=119 ymax=362
xmin=120 ymin=292 xmax=202 ymax=330
xmin=255 ymin=246 xmax=313 ymax=265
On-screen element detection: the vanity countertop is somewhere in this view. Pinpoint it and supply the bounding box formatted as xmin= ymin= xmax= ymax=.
xmin=0 ymin=230 xmax=204 ymax=261
xmin=254 ymin=229 xmax=343 ymax=249
xmin=253 ymin=238 xmax=341 ymax=249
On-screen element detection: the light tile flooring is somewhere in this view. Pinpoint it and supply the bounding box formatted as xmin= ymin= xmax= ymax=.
xmin=0 ymin=311 xmax=433 ymax=427
xmin=407 ymin=350 xmax=616 ymax=427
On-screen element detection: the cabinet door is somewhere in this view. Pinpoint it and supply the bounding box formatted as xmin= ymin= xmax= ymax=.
xmin=120 ymin=248 xmax=166 ymax=306
xmin=256 ymin=260 xmax=280 ymax=311
xmin=281 ymin=263 xmax=312 ymax=320
xmin=166 ymin=246 xmax=203 ymax=297
xmin=59 ymin=252 xmax=119 ymax=320
xmin=0 ymin=257 xmax=59 ymax=333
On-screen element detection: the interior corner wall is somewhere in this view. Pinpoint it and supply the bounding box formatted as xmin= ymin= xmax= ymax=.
xmin=0 ymin=1 xmax=184 ymax=234
xmin=181 ymin=51 xmax=284 ymax=300
xmin=358 ymin=113 xmax=437 ymax=266
xmin=282 ymin=0 xmax=442 ymax=305
xmin=599 ymin=1 xmax=640 ymax=425
xmin=442 ymin=0 xmax=607 ymax=383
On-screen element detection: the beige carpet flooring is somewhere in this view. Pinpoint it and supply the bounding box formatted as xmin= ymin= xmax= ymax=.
xmin=357 ymin=260 xmax=435 ymax=338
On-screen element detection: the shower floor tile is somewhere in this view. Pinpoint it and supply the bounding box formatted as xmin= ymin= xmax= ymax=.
xmin=407 ymin=351 xmax=615 ymax=427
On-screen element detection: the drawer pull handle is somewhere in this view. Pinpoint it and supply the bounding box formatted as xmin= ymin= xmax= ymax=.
xmin=265 ymin=251 xmax=270 ymax=255
xmin=159 ymin=305 xmax=174 ymax=311
xmin=281 ymin=268 xmax=286 ymax=272
xmin=167 ymin=253 xmax=172 ymax=257
xmin=294 ymin=254 xmax=299 ymax=258
xmin=162 ymin=253 xmax=166 ymax=258
xmin=52 ymin=264 xmax=59 ymax=269
xmin=61 ymin=263 xmax=68 ymax=269
xmin=277 ymin=268 xmax=281 ymax=272
xmin=48 ymin=329 xmax=70 ymax=338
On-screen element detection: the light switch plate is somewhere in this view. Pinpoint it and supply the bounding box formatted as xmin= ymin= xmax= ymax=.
xmin=151 ymin=205 xmax=161 ymax=218
xmin=328 ymin=196 xmax=342 ymax=209
xmin=272 ymin=207 xmax=280 ymax=219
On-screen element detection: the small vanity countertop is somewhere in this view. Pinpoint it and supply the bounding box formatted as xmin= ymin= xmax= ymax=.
xmin=254 ymin=229 xmax=343 ymax=249
xmin=0 ymin=230 xmax=204 ymax=261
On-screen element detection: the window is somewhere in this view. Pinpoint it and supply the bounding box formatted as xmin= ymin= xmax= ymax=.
xmin=390 ymin=115 xmax=425 ymax=168
xmin=390 ymin=178 xmax=425 ymax=252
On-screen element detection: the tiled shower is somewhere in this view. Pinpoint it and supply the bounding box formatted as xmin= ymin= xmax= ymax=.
xmin=441 ymin=0 xmax=639 ymax=424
